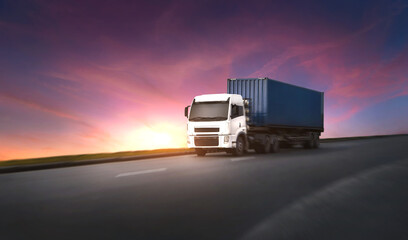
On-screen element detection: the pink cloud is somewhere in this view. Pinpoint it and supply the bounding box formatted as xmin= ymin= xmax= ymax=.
xmin=0 ymin=93 xmax=79 ymax=121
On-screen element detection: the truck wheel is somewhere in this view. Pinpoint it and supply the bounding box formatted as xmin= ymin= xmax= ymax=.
xmin=196 ymin=149 xmax=206 ymax=156
xmin=303 ymin=138 xmax=313 ymax=149
xmin=254 ymin=136 xmax=271 ymax=154
xmin=233 ymin=136 xmax=245 ymax=156
xmin=314 ymin=135 xmax=320 ymax=148
xmin=270 ymin=139 xmax=279 ymax=153
xmin=264 ymin=136 xmax=271 ymax=153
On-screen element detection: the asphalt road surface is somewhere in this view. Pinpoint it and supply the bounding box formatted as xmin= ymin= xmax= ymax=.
xmin=1 ymin=136 xmax=408 ymax=240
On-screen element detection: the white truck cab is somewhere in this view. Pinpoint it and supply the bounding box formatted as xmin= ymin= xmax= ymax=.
xmin=185 ymin=94 xmax=248 ymax=156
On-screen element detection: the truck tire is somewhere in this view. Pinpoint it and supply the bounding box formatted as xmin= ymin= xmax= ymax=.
xmin=196 ymin=149 xmax=206 ymax=156
xmin=233 ymin=136 xmax=245 ymax=156
xmin=314 ymin=135 xmax=320 ymax=148
xmin=264 ymin=136 xmax=271 ymax=153
xmin=303 ymin=136 xmax=314 ymax=149
xmin=270 ymin=138 xmax=279 ymax=153
xmin=254 ymin=135 xmax=272 ymax=154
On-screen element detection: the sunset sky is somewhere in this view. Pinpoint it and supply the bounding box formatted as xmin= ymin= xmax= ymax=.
xmin=1 ymin=0 xmax=408 ymax=160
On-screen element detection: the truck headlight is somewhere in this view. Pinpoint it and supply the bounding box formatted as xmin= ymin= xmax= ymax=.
xmin=224 ymin=135 xmax=229 ymax=143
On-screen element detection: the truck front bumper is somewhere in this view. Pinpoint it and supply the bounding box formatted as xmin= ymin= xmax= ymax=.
xmin=187 ymin=135 xmax=234 ymax=149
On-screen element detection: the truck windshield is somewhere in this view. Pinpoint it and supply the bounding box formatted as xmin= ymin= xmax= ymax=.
xmin=189 ymin=101 xmax=229 ymax=121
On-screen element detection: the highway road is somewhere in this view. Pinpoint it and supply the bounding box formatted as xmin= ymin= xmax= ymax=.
xmin=1 ymin=136 xmax=408 ymax=240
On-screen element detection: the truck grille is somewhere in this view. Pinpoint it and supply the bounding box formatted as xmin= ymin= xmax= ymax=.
xmin=195 ymin=128 xmax=219 ymax=132
xmin=194 ymin=136 xmax=219 ymax=146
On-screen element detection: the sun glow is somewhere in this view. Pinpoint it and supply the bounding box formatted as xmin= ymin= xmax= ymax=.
xmin=120 ymin=123 xmax=186 ymax=151
xmin=153 ymin=132 xmax=172 ymax=146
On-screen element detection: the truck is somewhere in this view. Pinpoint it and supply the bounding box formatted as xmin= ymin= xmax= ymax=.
xmin=184 ymin=78 xmax=324 ymax=156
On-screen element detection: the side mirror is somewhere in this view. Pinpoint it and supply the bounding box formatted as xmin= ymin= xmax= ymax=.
xmin=184 ymin=106 xmax=190 ymax=118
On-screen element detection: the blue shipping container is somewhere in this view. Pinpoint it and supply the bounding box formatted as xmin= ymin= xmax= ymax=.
xmin=227 ymin=78 xmax=324 ymax=130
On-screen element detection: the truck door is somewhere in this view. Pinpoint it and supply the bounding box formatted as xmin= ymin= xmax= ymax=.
xmin=230 ymin=104 xmax=246 ymax=140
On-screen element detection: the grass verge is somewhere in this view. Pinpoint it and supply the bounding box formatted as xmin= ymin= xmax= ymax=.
xmin=0 ymin=148 xmax=194 ymax=167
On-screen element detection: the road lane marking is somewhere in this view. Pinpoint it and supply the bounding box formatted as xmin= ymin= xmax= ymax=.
xmin=115 ymin=168 xmax=167 ymax=178
xmin=230 ymin=157 xmax=255 ymax=162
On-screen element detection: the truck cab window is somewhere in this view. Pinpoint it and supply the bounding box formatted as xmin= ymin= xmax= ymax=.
xmin=238 ymin=106 xmax=243 ymax=116
xmin=231 ymin=105 xmax=244 ymax=119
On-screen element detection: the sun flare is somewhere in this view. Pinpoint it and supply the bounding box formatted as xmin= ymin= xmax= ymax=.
xmin=120 ymin=123 xmax=186 ymax=151
xmin=153 ymin=132 xmax=172 ymax=146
